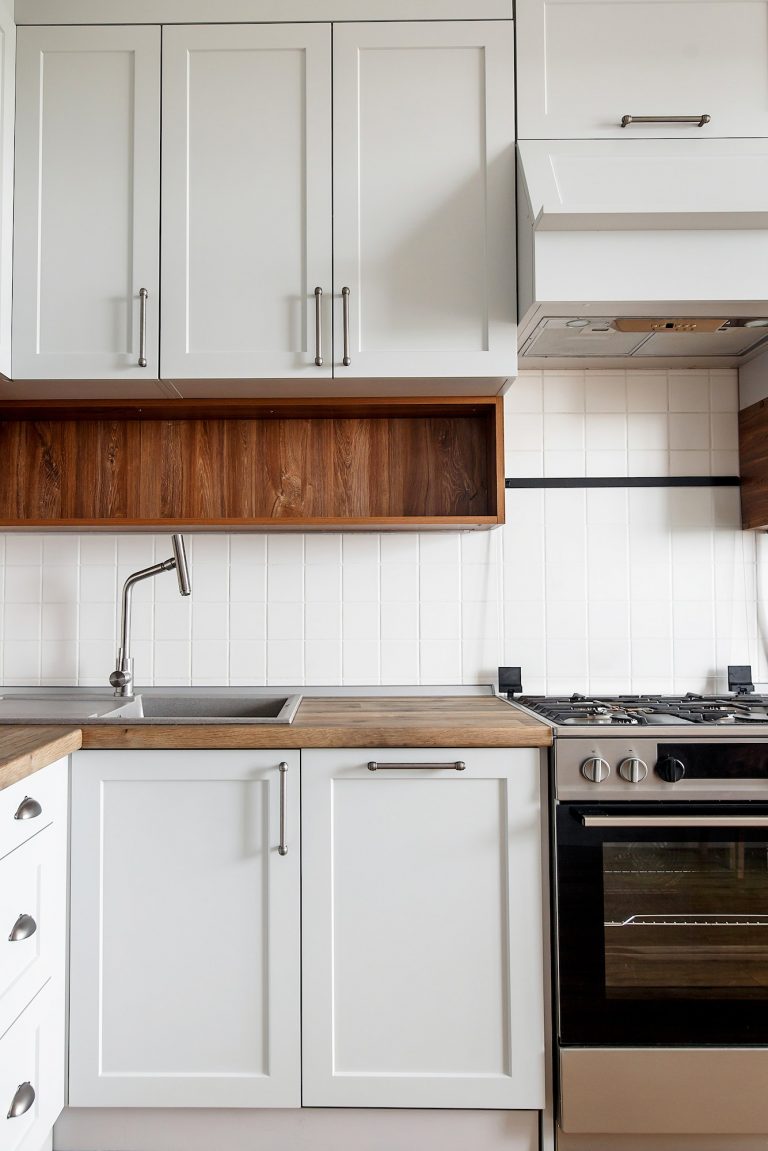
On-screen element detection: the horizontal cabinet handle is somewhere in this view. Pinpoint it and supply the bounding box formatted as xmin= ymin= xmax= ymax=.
xmin=13 ymin=796 xmax=42 ymax=821
xmin=7 ymin=1082 xmax=35 ymax=1120
xmin=620 ymin=113 xmax=710 ymax=127
xmin=8 ymin=914 xmax=36 ymax=942
xmin=582 ymin=814 xmax=768 ymax=828
xmin=367 ymin=761 xmax=466 ymax=772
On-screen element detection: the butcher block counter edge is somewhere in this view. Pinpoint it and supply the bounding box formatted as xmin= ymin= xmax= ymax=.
xmin=0 ymin=698 xmax=551 ymax=787
xmin=78 ymin=697 xmax=554 ymax=750
xmin=0 ymin=725 xmax=82 ymax=790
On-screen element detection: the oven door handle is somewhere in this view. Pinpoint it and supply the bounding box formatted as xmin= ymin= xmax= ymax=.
xmin=581 ymin=814 xmax=768 ymax=828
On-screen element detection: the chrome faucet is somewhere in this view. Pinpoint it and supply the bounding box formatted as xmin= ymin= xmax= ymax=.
xmin=109 ymin=534 xmax=192 ymax=698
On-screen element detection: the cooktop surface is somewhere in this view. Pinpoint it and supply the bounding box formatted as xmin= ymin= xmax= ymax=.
xmin=515 ymin=693 xmax=768 ymax=727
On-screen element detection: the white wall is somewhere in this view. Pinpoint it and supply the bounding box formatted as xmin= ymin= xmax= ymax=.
xmin=0 ymin=368 xmax=761 ymax=695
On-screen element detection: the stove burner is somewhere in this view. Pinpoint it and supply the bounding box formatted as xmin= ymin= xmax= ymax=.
xmin=516 ymin=693 xmax=768 ymax=727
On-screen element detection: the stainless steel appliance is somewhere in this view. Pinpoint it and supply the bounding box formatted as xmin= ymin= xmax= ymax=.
xmin=514 ymin=692 xmax=768 ymax=1136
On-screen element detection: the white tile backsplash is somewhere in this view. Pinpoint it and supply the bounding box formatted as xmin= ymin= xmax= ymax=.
xmin=0 ymin=368 xmax=759 ymax=693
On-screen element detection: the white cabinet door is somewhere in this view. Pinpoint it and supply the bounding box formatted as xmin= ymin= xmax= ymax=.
xmin=69 ymin=750 xmax=301 ymax=1108
xmin=517 ymin=0 xmax=768 ymax=139
xmin=161 ymin=24 xmax=332 ymax=380
xmin=301 ymin=748 xmax=545 ymax=1108
xmin=12 ymin=26 xmax=160 ymax=380
xmin=332 ymin=22 xmax=517 ymax=379
xmin=0 ymin=0 xmax=14 ymax=381
xmin=0 ymin=978 xmax=65 ymax=1151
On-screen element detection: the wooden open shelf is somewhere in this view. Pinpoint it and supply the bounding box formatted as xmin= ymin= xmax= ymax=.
xmin=0 ymin=397 xmax=504 ymax=530
xmin=739 ymin=397 xmax=768 ymax=529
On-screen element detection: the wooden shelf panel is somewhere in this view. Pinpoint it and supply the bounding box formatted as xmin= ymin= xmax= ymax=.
xmin=0 ymin=398 xmax=504 ymax=529
xmin=739 ymin=398 xmax=768 ymax=529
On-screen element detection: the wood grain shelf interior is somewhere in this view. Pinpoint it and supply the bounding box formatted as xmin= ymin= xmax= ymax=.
xmin=0 ymin=397 xmax=504 ymax=529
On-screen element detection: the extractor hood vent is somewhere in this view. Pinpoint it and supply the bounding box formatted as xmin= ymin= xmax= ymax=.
xmin=520 ymin=318 xmax=768 ymax=360
xmin=516 ymin=140 xmax=768 ymax=367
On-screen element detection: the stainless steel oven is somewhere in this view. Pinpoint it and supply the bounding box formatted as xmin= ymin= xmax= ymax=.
xmin=550 ymin=733 xmax=768 ymax=1135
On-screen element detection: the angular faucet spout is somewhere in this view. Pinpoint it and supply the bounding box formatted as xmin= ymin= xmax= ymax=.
xmin=109 ymin=534 xmax=192 ymax=697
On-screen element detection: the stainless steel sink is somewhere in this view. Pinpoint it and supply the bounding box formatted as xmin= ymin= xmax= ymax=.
xmin=0 ymin=692 xmax=302 ymax=725
xmin=0 ymin=694 xmax=132 ymax=721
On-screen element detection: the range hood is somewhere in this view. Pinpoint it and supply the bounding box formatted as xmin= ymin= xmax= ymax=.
xmin=516 ymin=140 xmax=768 ymax=368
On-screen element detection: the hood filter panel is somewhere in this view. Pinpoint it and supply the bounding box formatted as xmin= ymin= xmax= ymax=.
xmin=520 ymin=318 xmax=768 ymax=359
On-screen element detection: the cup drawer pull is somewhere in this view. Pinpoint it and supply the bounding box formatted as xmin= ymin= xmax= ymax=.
xmin=8 ymin=914 xmax=37 ymax=942
xmin=7 ymin=1081 xmax=35 ymax=1119
xmin=13 ymin=797 xmax=42 ymax=821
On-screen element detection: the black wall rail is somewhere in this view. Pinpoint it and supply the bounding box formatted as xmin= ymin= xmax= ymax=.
xmin=505 ymin=476 xmax=741 ymax=489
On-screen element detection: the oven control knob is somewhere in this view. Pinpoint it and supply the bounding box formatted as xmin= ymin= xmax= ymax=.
xmin=581 ymin=756 xmax=611 ymax=783
xmin=656 ymin=756 xmax=686 ymax=783
xmin=618 ymin=757 xmax=648 ymax=784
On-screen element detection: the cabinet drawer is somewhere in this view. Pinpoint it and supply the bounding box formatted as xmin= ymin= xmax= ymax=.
xmin=0 ymin=824 xmax=65 ymax=1038
xmin=0 ymin=979 xmax=65 ymax=1151
xmin=0 ymin=763 xmax=65 ymax=862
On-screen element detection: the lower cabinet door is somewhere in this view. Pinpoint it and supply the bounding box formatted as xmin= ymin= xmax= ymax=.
xmin=301 ymin=748 xmax=545 ymax=1108
xmin=0 ymin=977 xmax=65 ymax=1151
xmin=68 ymin=750 xmax=301 ymax=1107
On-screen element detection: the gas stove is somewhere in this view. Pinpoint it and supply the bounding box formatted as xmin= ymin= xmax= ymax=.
xmin=515 ymin=692 xmax=768 ymax=728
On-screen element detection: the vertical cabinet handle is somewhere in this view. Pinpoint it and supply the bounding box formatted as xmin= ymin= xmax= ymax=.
xmin=314 ymin=287 xmax=323 ymax=366
xmin=7 ymin=1082 xmax=35 ymax=1119
xmin=278 ymin=762 xmax=288 ymax=856
xmin=341 ymin=286 xmax=351 ymax=366
xmin=8 ymin=914 xmax=37 ymax=942
xmin=138 ymin=287 xmax=148 ymax=368
xmin=13 ymin=797 xmax=42 ymax=821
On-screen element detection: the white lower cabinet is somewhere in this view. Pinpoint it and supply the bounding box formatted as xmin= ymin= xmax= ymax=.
xmin=68 ymin=746 xmax=544 ymax=1115
xmin=0 ymin=759 xmax=68 ymax=1151
xmin=301 ymin=747 xmax=545 ymax=1108
xmin=68 ymin=750 xmax=301 ymax=1108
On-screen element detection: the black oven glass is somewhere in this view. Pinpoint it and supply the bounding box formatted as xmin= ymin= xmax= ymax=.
xmin=557 ymin=803 xmax=768 ymax=1046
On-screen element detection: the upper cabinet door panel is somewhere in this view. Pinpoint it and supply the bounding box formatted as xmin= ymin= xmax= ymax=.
xmin=12 ymin=26 xmax=160 ymax=379
xmin=161 ymin=24 xmax=333 ymax=380
xmin=517 ymin=0 xmax=768 ymax=139
xmin=332 ymin=21 xmax=516 ymax=378
xmin=0 ymin=0 xmax=14 ymax=379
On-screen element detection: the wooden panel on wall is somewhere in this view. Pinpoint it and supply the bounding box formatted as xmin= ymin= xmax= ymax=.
xmin=739 ymin=398 xmax=768 ymax=529
xmin=0 ymin=397 xmax=503 ymax=530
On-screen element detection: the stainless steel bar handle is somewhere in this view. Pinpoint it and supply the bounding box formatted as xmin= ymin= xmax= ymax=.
xmin=368 ymin=761 xmax=466 ymax=772
xmin=341 ymin=286 xmax=351 ymax=366
xmin=582 ymin=814 xmax=768 ymax=828
xmin=278 ymin=762 xmax=288 ymax=856
xmin=138 ymin=288 xmax=148 ymax=368
xmin=620 ymin=114 xmax=710 ymax=128
xmin=13 ymin=796 xmax=41 ymax=821
xmin=8 ymin=914 xmax=36 ymax=942
xmin=314 ymin=287 xmax=323 ymax=367
xmin=7 ymin=1082 xmax=35 ymax=1120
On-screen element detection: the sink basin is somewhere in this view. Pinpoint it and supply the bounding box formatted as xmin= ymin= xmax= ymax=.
xmin=0 ymin=692 xmax=302 ymax=724
xmin=131 ymin=694 xmax=301 ymax=723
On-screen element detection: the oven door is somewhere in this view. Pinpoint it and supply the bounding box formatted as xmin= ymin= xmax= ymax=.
xmin=556 ymin=802 xmax=768 ymax=1046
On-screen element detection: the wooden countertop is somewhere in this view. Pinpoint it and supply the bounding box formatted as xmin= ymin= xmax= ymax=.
xmin=0 ymin=698 xmax=551 ymax=789
xmin=0 ymin=725 xmax=82 ymax=790
xmin=78 ymin=696 xmax=552 ymax=750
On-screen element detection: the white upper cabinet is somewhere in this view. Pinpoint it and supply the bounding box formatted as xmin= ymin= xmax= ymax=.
xmin=161 ymin=24 xmax=333 ymax=380
xmin=0 ymin=0 xmax=14 ymax=380
xmin=301 ymin=748 xmax=545 ymax=1109
xmin=12 ymin=26 xmax=160 ymax=380
xmin=332 ymin=21 xmax=517 ymax=378
xmin=69 ymin=750 xmax=301 ymax=1108
xmin=517 ymin=0 xmax=768 ymax=139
